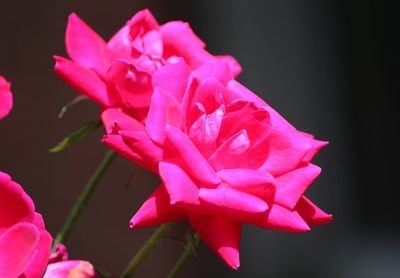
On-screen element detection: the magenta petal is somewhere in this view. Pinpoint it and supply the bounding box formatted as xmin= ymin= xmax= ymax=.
xmin=218 ymin=99 xmax=270 ymax=143
xmin=0 ymin=76 xmax=13 ymax=120
xmin=0 ymin=223 xmax=39 ymax=278
xmin=107 ymin=24 xmax=131 ymax=60
xmin=216 ymin=169 xmax=274 ymax=188
xmin=161 ymin=21 xmax=204 ymax=49
xmin=130 ymin=185 xmax=186 ymax=228
xmin=164 ymin=125 xmax=220 ymax=185
xmin=119 ymin=130 xmax=163 ymax=166
xmin=142 ymin=29 xmax=163 ymax=57
xmin=253 ymin=204 xmax=310 ymax=232
xmin=274 ymin=163 xmax=321 ymax=209
xmin=0 ymin=172 xmax=35 ymax=229
xmin=160 ymin=21 xmax=205 ymax=66
xmin=159 ymin=161 xmax=200 ymax=209
xmin=199 ymin=184 xmax=268 ymax=214
xmin=188 ymin=105 xmax=223 ymax=158
xmin=226 ymin=80 xmax=267 ymax=108
xmin=146 ymin=87 xmax=182 ymax=144
xmin=101 ymin=108 xmax=144 ymax=134
xmin=44 ymin=260 xmax=96 ymax=278
xmin=66 ymin=13 xmax=109 ymax=73
xmin=129 ymin=9 xmax=159 ymax=34
xmin=152 ymin=59 xmax=191 ymax=102
xmin=107 ymin=59 xmax=153 ymax=109
xmin=54 ymin=56 xmax=111 ymax=106
xmin=301 ymin=132 xmax=329 ymax=162
xmin=209 ymin=130 xmax=250 ymax=171
xmin=260 ymin=121 xmax=311 ymax=176
xmin=295 ymin=196 xmax=333 ymax=226
xmin=192 ymin=61 xmax=233 ymax=85
xmin=23 ymin=214 xmax=52 ymax=278
xmin=102 ymin=134 xmax=156 ymax=172
xmin=227 ymin=80 xmax=313 ymax=175
xmin=191 ymin=77 xmax=224 ymax=115
xmin=189 ymin=214 xmax=241 ymax=269
xmin=216 ymin=55 xmax=242 ymax=77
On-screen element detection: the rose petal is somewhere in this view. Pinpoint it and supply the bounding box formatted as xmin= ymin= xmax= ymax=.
xmin=274 ymin=163 xmax=321 ymax=209
xmin=130 ymin=185 xmax=186 ymax=228
xmin=216 ymin=55 xmax=242 ymax=77
xmin=0 ymin=76 xmax=13 ymax=120
xmin=164 ymin=125 xmax=219 ymax=185
xmin=159 ymin=161 xmax=200 ymax=210
xmin=189 ymin=214 xmax=241 ymax=269
xmin=0 ymin=172 xmax=35 ymax=229
xmin=107 ymin=59 xmax=153 ymax=109
xmin=128 ymin=9 xmax=159 ymax=37
xmin=107 ymin=25 xmax=131 ymax=60
xmin=216 ymin=169 xmax=274 ymax=188
xmin=23 ymin=214 xmax=52 ymax=278
xmin=66 ymin=13 xmax=109 ymax=74
xmin=0 ymin=223 xmax=39 ymax=278
xmin=199 ymin=184 xmax=268 ymax=214
xmin=54 ymin=56 xmax=112 ymax=106
xmin=251 ymin=204 xmax=310 ymax=232
xmin=209 ymin=129 xmax=250 ymax=171
xmin=102 ymin=134 xmax=155 ymax=172
xmin=119 ymin=130 xmax=163 ymax=168
xmin=152 ymin=59 xmax=191 ymax=102
xmin=191 ymin=77 xmax=225 ymax=115
xmin=301 ymin=132 xmax=329 ymax=162
xmin=101 ymin=107 xmax=144 ymax=134
xmin=160 ymin=21 xmax=205 ymax=66
xmin=295 ymin=196 xmax=333 ymax=226
xmin=192 ymin=61 xmax=233 ymax=85
xmin=188 ymin=106 xmax=223 ymax=158
xmin=146 ymin=87 xmax=182 ymax=144
xmin=260 ymin=121 xmax=310 ymax=176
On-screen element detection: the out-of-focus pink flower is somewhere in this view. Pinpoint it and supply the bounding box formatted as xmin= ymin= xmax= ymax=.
xmin=43 ymin=244 xmax=96 ymax=278
xmin=102 ymin=60 xmax=332 ymax=269
xmin=0 ymin=76 xmax=13 ymax=120
xmin=54 ymin=9 xmax=241 ymax=122
xmin=0 ymin=171 xmax=52 ymax=278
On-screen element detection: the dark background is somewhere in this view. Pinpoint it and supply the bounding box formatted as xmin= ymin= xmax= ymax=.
xmin=1 ymin=1 xmax=398 ymax=277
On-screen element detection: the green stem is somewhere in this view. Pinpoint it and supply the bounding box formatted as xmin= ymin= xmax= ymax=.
xmin=51 ymin=149 xmax=117 ymax=251
xmin=121 ymin=223 xmax=173 ymax=278
xmin=167 ymin=234 xmax=200 ymax=278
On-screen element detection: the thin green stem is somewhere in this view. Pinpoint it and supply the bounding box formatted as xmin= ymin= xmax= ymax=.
xmin=167 ymin=234 xmax=200 ymax=278
xmin=121 ymin=223 xmax=174 ymax=278
xmin=51 ymin=149 xmax=117 ymax=251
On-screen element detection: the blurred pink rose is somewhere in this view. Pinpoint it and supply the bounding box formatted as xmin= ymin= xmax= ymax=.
xmin=43 ymin=244 xmax=96 ymax=278
xmin=102 ymin=60 xmax=332 ymax=269
xmin=0 ymin=171 xmax=52 ymax=278
xmin=0 ymin=76 xmax=13 ymax=120
xmin=55 ymin=9 xmax=241 ymax=122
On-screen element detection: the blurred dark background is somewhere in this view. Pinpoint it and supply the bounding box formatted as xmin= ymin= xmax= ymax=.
xmin=1 ymin=1 xmax=398 ymax=277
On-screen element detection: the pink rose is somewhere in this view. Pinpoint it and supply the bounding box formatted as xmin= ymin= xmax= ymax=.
xmin=0 ymin=171 xmax=52 ymax=278
xmin=0 ymin=76 xmax=13 ymax=120
xmin=102 ymin=60 xmax=332 ymax=269
xmin=43 ymin=244 xmax=97 ymax=278
xmin=55 ymin=9 xmax=241 ymax=122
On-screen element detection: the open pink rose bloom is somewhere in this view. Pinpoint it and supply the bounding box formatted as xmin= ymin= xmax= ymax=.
xmin=51 ymin=8 xmax=333 ymax=271
xmin=101 ymin=59 xmax=332 ymax=269
xmin=55 ymin=9 xmax=241 ymax=122
xmin=0 ymin=171 xmax=52 ymax=278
